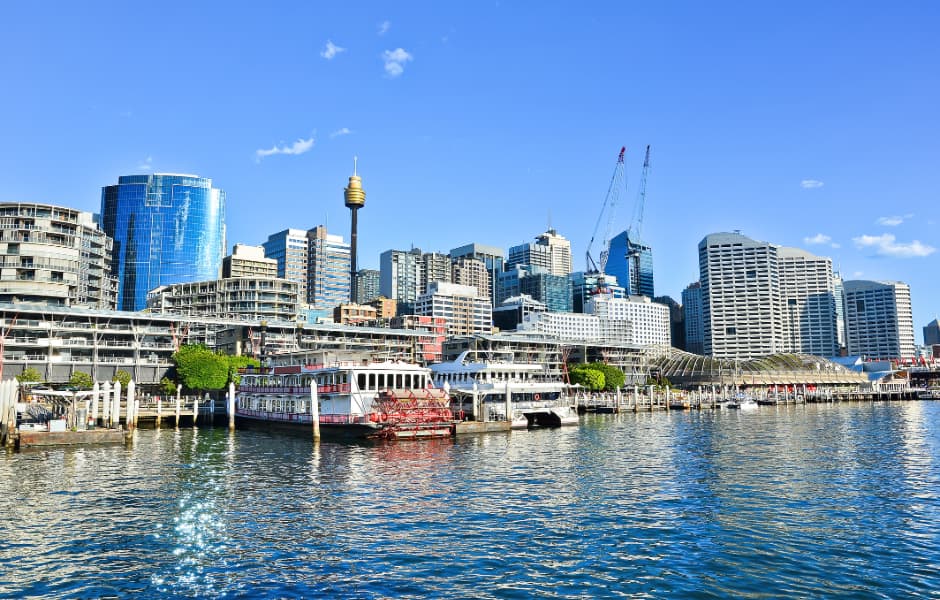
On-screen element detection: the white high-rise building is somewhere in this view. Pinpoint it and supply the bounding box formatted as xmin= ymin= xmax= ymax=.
xmin=507 ymin=228 xmax=572 ymax=276
xmin=699 ymin=232 xmax=785 ymax=359
xmin=778 ymin=247 xmax=838 ymax=356
xmin=586 ymin=295 xmax=670 ymax=347
xmin=415 ymin=282 xmax=492 ymax=336
xmin=843 ymin=280 xmax=915 ymax=360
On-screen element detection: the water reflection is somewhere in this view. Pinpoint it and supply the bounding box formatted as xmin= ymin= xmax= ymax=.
xmin=0 ymin=403 xmax=939 ymax=597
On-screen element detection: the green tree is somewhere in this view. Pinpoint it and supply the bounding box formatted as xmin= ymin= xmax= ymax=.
xmin=172 ymin=344 xmax=229 ymax=391
xmin=15 ymin=367 xmax=43 ymax=384
xmin=225 ymin=354 xmax=261 ymax=386
xmin=160 ymin=376 xmax=177 ymax=396
xmin=589 ymin=363 xmax=625 ymax=391
xmin=69 ymin=371 xmax=94 ymax=390
xmin=112 ymin=370 xmax=132 ymax=387
xmin=568 ymin=364 xmax=605 ymax=391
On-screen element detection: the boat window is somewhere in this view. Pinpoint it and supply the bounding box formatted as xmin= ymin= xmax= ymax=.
xmin=404 ymin=374 xmax=411 ymax=389
xmin=395 ymin=374 xmax=403 ymax=389
xmin=358 ymin=373 xmax=366 ymax=390
xmin=369 ymin=373 xmax=376 ymax=389
xmin=378 ymin=373 xmax=386 ymax=389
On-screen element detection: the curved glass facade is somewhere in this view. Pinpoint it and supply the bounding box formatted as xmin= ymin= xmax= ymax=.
xmin=101 ymin=174 xmax=225 ymax=311
xmin=605 ymin=230 xmax=654 ymax=298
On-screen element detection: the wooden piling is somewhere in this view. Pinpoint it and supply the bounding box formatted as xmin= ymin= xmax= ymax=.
xmin=175 ymin=391 xmax=181 ymax=429
xmin=228 ymin=382 xmax=236 ymax=431
xmin=126 ymin=380 xmax=136 ymax=431
xmin=193 ymin=396 xmax=199 ymax=427
xmin=101 ymin=381 xmax=111 ymax=427
xmin=112 ymin=381 xmax=122 ymax=428
xmin=310 ymin=380 xmax=320 ymax=440
xmin=156 ymin=397 xmax=162 ymax=428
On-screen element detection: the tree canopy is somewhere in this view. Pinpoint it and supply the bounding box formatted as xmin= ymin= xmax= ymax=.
xmin=171 ymin=345 xmax=260 ymax=392
xmin=568 ymin=364 xmax=605 ymax=391
xmin=112 ymin=370 xmax=132 ymax=387
xmin=16 ymin=367 xmax=43 ymax=384
xmin=69 ymin=371 xmax=94 ymax=390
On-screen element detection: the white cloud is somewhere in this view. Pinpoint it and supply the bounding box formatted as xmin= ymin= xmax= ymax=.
xmin=330 ymin=127 xmax=352 ymax=138
xmin=803 ymin=233 xmax=831 ymax=245
xmin=383 ymin=48 xmax=413 ymax=77
xmin=378 ymin=20 xmax=391 ymax=35
xmin=852 ymin=271 xmax=864 ymax=278
xmin=255 ymin=137 xmax=315 ymax=161
xmin=831 ymin=242 xmax=841 ymax=249
xmin=320 ymin=40 xmax=345 ymax=60
xmin=800 ymin=179 xmax=824 ymax=189
xmin=852 ymin=233 xmax=936 ymax=258
xmin=875 ymin=215 xmax=913 ymax=226
xmin=137 ymin=156 xmax=153 ymax=171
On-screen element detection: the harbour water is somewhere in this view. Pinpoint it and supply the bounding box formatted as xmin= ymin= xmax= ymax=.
xmin=2 ymin=402 xmax=939 ymax=598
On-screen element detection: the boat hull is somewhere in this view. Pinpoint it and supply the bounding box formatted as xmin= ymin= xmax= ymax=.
xmin=235 ymin=413 xmax=453 ymax=440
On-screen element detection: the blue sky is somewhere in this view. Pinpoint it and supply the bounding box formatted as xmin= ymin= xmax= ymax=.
xmin=1 ymin=2 xmax=938 ymax=340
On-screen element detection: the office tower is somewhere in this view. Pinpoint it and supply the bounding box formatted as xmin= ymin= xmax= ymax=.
xmin=222 ymin=244 xmax=277 ymax=279
xmin=925 ymin=319 xmax=940 ymax=347
xmin=492 ymin=294 xmax=548 ymax=332
xmin=833 ymin=272 xmax=847 ymax=353
xmin=101 ymin=173 xmax=225 ymax=311
xmin=450 ymin=242 xmax=504 ymax=307
xmin=843 ymin=280 xmax=915 ymax=360
xmin=699 ymin=232 xmax=784 ymax=359
xmin=778 ymin=246 xmax=838 ymax=356
xmin=605 ymin=230 xmax=654 ymax=297
xmin=571 ymin=272 xmax=626 ymax=314
xmin=263 ymin=229 xmax=310 ymax=301
xmin=506 ymin=228 xmax=572 ymax=276
xmin=682 ymin=281 xmax=705 ymax=354
xmin=498 ymin=265 xmax=572 ymax=313
xmin=356 ymin=269 xmax=380 ymax=304
xmin=307 ymin=225 xmax=351 ymax=316
xmin=653 ymin=295 xmax=684 ymax=349
xmin=380 ymin=248 xmax=423 ymax=315
xmin=452 ymin=256 xmax=490 ymax=301
xmin=0 ymin=202 xmax=117 ymax=309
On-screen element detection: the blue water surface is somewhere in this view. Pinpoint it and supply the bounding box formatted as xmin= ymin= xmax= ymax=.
xmin=1 ymin=402 xmax=939 ymax=599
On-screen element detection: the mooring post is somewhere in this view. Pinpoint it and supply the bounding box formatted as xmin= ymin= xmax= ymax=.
xmin=101 ymin=381 xmax=111 ymax=427
xmin=193 ymin=395 xmax=199 ymax=428
xmin=228 ymin=381 xmax=236 ymax=431
xmin=504 ymin=381 xmax=512 ymax=424
xmin=156 ymin=397 xmax=162 ymax=428
xmin=175 ymin=388 xmax=181 ymax=428
xmin=112 ymin=381 xmax=122 ymax=429
xmin=127 ymin=380 xmax=136 ymax=431
xmin=90 ymin=381 xmax=100 ymax=427
xmin=310 ymin=380 xmax=320 ymax=441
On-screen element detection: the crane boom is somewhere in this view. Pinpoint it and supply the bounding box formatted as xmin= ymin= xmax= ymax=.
xmin=585 ymin=146 xmax=626 ymax=273
xmin=629 ymin=145 xmax=651 ymax=239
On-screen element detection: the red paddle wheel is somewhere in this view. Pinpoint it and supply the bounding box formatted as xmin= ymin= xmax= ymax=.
xmin=371 ymin=388 xmax=454 ymax=440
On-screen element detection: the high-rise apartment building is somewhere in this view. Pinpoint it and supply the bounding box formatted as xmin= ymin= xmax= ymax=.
xmin=147 ymin=277 xmax=298 ymax=322
xmin=222 ymin=244 xmax=277 ymax=279
xmin=699 ymin=232 xmax=784 ymax=359
xmin=507 ymin=229 xmax=572 ymax=276
xmin=843 ymin=280 xmax=915 ymax=360
xmin=380 ymin=248 xmax=423 ymax=315
xmin=778 ymin=246 xmax=838 ymax=356
xmin=834 ymin=272 xmax=847 ymax=352
xmin=420 ymin=251 xmax=452 ymax=294
xmin=355 ymin=269 xmax=380 ymax=304
xmin=415 ymin=282 xmax=492 ymax=336
xmin=306 ymin=225 xmax=350 ymax=316
xmin=586 ymin=295 xmax=671 ymax=347
xmin=101 ymin=173 xmax=226 ymax=311
xmin=0 ymin=202 xmax=117 ymax=309
xmin=263 ymin=229 xmax=309 ymax=301
xmin=682 ymin=281 xmax=705 ymax=355
xmin=450 ymin=243 xmax=505 ymax=307
xmin=452 ymin=256 xmax=490 ymax=301
xmin=605 ymin=230 xmax=654 ymax=297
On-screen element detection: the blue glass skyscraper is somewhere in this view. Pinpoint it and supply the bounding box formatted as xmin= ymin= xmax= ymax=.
xmin=605 ymin=230 xmax=654 ymax=298
xmin=101 ymin=174 xmax=225 ymax=311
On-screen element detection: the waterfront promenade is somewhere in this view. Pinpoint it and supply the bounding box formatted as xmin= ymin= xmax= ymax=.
xmin=2 ymin=402 xmax=939 ymax=598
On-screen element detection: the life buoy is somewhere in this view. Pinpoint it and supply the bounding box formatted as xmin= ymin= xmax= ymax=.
xmin=380 ymin=413 xmax=388 ymax=422
xmin=533 ymin=393 xmax=540 ymax=401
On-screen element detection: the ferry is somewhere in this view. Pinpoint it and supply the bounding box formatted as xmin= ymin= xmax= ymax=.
xmin=429 ymin=350 xmax=579 ymax=429
xmin=236 ymin=360 xmax=454 ymax=440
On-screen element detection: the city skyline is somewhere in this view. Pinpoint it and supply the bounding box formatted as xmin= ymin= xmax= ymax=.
xmin=1 ymin=2 xmax=937 ymax=333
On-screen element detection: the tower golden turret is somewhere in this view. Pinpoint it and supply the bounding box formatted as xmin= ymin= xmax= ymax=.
xmin=345 ymin=157 xmax=365 ymax=303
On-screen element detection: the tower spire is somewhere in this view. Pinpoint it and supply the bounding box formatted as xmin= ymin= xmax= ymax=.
xmin=344 ymin=158 xmax=366 ymax=303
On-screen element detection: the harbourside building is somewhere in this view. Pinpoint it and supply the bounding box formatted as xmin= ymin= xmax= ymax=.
xmin=0 ymin=202 xmax=117 ymax=309
xmin=147 ymin=277 xmax=299 ymax=322
xmin=506 ymin=228 xmax=573 ymax=277
xmin=380 ymin=248 xmax=423 ymax=315
xmin=101 ymin=173 xmax=226 ymax=311
xmin=449 ymin=242 xmax=505 ymax=307
xmin=414 ymin=281 xmax=492 ymax=337
xmin=778 ymin=246 xmax=838 ymax=357
xmin=699 ymin=232 xmax=785 ymax=359
xmin=605 ymin=230 xmax=654 ymax=297
xmin=492 ymin=294 xmax=548 ymax=332
xmin=586 ymin=295 xmax=671 ymax=348
xmin=333 ymin=303 xmax=377 ymax=326
xmin=222 ymin=244 xmax=277 ymax=279
xmin=843 ymin=280 xmax=915 ymax=360
xmin=682 ymin=281 xmax=705 ymax=355
xmin=306 ymin=225 xmax=351 ymax=317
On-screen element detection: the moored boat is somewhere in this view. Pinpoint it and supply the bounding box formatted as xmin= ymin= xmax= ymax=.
xmin=236 ymin=360 xmax=454 ymax=440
